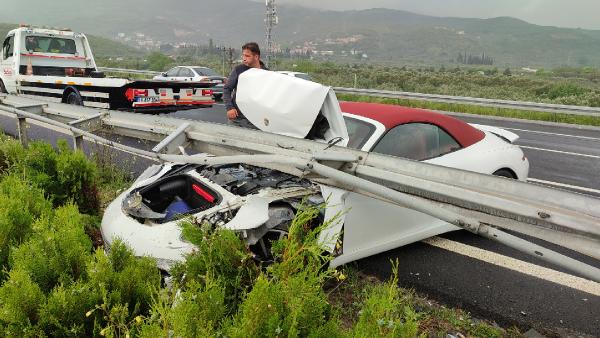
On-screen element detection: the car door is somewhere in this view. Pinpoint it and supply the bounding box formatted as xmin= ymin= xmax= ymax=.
xmin=163 ymin=67 xmax=181 ymax=81
xmin=334 ymin=122 xmax=463 ymax=266
xmin=1 ymin=34 xmax=17 ymax=93
xmin=177 ymin=67 xmax=194 ymax=81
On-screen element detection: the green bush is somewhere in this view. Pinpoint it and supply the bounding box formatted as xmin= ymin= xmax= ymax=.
xmin=37 ymin=281 xmax=101 ymax=337
xmin=20 ymin=141 xmax=60 ymax=196
xmin=171 ymin=279 xmax=227 ymax=337
xmin=55 ymin=141 xmax=100 ymax=214
xmin=225 ymin=203 xmax=343 ymax=338
xmin=0 ymin=174 xmax=51 ymax=273
xmin=0 ymin=268 xmax=46 ymax=336
xmin=225 ymin=273 xmax=343 ymax=338
xmin=171 ymin=221 xmax=259 ymax=312
xmin=86 ymin=241 xmax=161 ymax=323
xmin=0 ymin=138 xmax=100 ymax=214
xmin=547 ymin=82 xmax=586 ymax=99
xmin=352 ymin=263 xmax=419 ymax=338
xmin=0 ymin=135 xmax=25 ymax=175
xmin=10 ymin=204 xmax=92 ymax=292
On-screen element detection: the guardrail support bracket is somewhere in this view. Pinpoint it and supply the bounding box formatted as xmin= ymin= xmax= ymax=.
xmin=17 ymin=116 xmax=28 ymax=148
xmin=152 ymin=122 xmax=191 ymax=155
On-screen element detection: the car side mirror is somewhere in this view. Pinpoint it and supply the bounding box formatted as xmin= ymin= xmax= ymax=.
xmin=162 ymin=72 xmax=167 ymax=77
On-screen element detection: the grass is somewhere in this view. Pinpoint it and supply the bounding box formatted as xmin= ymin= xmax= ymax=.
xmin=338 ymin=94 xmax=600 ymax=127
xmin=327 ymin=264 xmax=521 ymax=337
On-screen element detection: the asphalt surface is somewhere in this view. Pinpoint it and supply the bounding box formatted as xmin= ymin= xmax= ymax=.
xmin=1 ymin=102 xmax=599 ymax=335
xmin=172 ymin=104 xmax=600 ymax=336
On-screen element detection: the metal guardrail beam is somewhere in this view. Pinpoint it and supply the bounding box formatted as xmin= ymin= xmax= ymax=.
xmin=333 ymin=87 xmax=600 ymax=117
xmin=1 ymin=94 xmax=599 ymax=281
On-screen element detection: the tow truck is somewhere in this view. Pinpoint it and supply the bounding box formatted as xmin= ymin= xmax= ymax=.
xmin=0 ymin=26 xmax=214 ymax=112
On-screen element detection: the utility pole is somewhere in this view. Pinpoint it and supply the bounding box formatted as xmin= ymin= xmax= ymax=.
xmin=265 ymin=0 xmax=278 ymax=68
xmin=227 ymin=47 xmax=235 ymax=73
xmin=220 ymin=46 xmax=226 ymax=76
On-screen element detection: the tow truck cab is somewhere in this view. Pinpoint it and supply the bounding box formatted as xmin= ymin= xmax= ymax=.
xmin=0 ymin=26 xmax=213 ymax=112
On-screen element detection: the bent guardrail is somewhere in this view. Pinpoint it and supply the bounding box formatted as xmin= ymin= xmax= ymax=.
xmin=1 ymin=93 xmax=599 ymax=281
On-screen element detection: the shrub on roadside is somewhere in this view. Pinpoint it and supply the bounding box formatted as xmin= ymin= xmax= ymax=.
xmin=352 ymin=262 xmax=419 ymax=338
xmin=9 ymin=204 xmax=92 ymax=292
xmin=37 ymin=280 xmax=102 ymax=337
xmin=0 ymin=135 xmax=25 ymax=175
xmin=0 ymin=138 xmax=100 ymax=214
xmin=171 ymin=279 xmax=227 ymax=337
xmin=0 ymin=174 xmax=51 ymax=273
xmin=0 ymin=268 xmax=46 ymax=336
xmin=225 ymin=203 xmax=344 ymax=338
xmin=55 ymin=141 xmax=100 ymax=214
xmin=170 ymin=221 xmax=259 ymax=312
xmin=85 ymin=240 xmax=161 ymax=330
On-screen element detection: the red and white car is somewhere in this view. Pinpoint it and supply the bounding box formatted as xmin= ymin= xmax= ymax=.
xmin=341 ymin=101 xmax=529 ymax=180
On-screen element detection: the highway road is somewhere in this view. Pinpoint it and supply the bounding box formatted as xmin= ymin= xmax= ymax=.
xmin=1 ymin=102 xmax=599 ymax=336
xmin=171 ymin=103 xmax=600 ymax=336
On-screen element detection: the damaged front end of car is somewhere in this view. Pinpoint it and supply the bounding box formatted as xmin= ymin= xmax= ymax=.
xmin=101 ymin=162 xmax=335 ymax=271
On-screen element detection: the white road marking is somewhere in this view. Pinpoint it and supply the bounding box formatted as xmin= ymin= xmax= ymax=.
xmin=528 ymin=178 xmax=600 ymax=195
xmin=503 ymin=127 xmax=600 ymax=142
xmin=423 ymin=237 xmax=600 ymax=296
xmin=520 ymin=145 xmax=600 ymax=159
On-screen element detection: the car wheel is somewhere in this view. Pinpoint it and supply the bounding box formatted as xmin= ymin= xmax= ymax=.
xmin=0 ymin=80 xmax=6 ymax=93
xmin=213 ymin=94 xmax=222 ymax=101
xmin=493 ymin=168 xmax=516 ymax=179
xmin=66 ymin=90 xmax=83 ymax=106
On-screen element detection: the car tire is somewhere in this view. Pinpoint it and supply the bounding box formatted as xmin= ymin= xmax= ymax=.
xmin=213 ymin=94 xmax=222 ymax=101
xmin=0 ymin=80 xmax=6 ymax=93
xmin=66 ymin=90 xmax=83 ymax=106
xmin=493 ymin=168 xmax=516 ymax=179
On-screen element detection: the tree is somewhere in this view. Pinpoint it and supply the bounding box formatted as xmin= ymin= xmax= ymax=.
xmin=147 ymin=52 xmax=173 ymax=71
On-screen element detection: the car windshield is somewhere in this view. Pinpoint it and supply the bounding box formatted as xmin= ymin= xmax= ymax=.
xmin=194 ymin=67 xmax=219 ymax=76
xmin=343 ymin=115 xmax=376 ymax=149
xmin=25 ymin=35 xmax=76 ymax=54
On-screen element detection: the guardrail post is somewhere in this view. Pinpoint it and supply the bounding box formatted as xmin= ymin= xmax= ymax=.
xmin=17 ymin=116 xmax=28 ymax=147
xmin=72 ymin=133 xmax=84 ymax=151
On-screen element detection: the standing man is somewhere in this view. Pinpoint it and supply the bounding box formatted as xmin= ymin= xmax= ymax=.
xmin=223 ymin=42 xmax=268 ymax=128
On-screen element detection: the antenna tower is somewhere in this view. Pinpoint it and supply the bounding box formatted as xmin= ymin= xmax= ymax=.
xmin=265 ymin=0 xmax=278 ymax=67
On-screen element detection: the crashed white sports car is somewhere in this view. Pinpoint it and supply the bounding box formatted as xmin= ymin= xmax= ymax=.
xmin=101 ymin=69 xmax=529 ymax=270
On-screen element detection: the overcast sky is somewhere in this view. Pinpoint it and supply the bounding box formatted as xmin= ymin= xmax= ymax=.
xmin=276 ymin=0 xmax=600 ymax=30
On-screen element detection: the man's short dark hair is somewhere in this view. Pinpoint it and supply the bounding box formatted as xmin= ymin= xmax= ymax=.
xmin=242 ymin=42 xmax=260 ymax=56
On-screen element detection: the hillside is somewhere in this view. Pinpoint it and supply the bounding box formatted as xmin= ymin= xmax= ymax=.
xmin=0 ymin=23 xmax=144 ymax=58
xmin=2 ymin=1 xmax=600 ymax=67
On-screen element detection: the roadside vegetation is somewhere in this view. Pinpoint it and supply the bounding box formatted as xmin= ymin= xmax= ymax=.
xmin=0 ymin=135 xmax=521 ymax=337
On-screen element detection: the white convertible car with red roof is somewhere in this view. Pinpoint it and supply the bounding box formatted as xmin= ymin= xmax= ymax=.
xmin=101 ymin=69 xmax=529 ymax=270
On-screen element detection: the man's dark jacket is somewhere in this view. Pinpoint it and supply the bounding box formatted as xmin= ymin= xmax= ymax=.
xmin=223 ymin=61 xmax=268 ymax=119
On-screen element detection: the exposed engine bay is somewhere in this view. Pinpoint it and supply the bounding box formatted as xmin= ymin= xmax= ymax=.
xmin=120 ymin=163 xmax=325 ymax=262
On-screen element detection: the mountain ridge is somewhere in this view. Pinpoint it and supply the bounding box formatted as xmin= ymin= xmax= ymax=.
xmin=1 ymin=1 xmax=599 ymax=68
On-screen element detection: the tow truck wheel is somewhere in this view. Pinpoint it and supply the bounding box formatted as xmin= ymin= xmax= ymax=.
xmin=66 ymin=90 xmax=83 ymax=106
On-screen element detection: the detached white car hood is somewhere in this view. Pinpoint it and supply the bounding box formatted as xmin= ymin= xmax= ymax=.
xmin=236 ymin=69 xmax=349 ymax=146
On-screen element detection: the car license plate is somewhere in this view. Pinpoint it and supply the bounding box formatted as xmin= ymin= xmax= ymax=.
xmin=135 ymin=96 xmax=160 ymax=103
